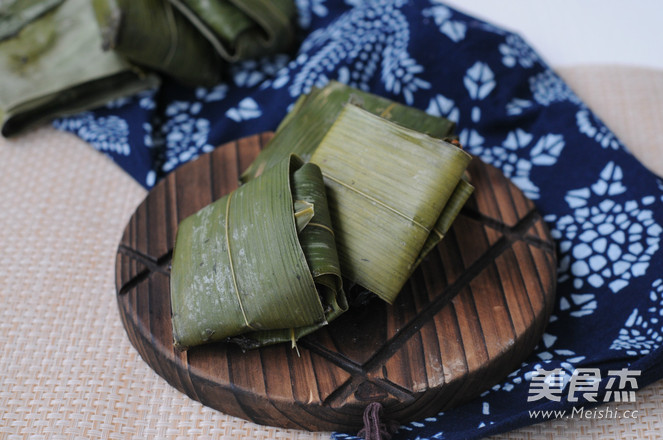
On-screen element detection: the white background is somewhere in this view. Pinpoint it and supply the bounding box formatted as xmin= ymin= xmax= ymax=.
xmin=443 ymin=0 xmax=663 ymax=69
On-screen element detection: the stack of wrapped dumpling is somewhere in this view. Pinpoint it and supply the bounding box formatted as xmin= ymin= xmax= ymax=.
xmin=170 ymin=81 xmax=474 ymax=350
xmin=0 ymin=0 xmax=297 ymax=135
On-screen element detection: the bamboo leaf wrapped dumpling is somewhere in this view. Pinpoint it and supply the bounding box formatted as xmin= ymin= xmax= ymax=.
xmin=92 ymin=0 xmax=296 ymax=86
xmin=309 ymin=104 xmax=473 ymax=304
xmin=169 ymin=0 xmax=296 ymax=63
xmin=0 ymin=0 xmax=158 ymax=136
xmin=92 ymin=0 xmax=223 ymax=86
xmin=240 ymin=81 xmax=474 ymax=303
xmin=240 ymin=81 xmax=474 ymax=275
xmin=170 ymin=155 xmax=347 ymax=350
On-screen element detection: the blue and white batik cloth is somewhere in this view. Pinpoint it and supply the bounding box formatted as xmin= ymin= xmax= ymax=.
xmin=55 ymin=1 xmax=663 ymax=439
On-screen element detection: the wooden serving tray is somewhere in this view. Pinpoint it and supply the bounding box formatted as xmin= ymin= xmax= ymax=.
xmin=115 ymin=133 xmax=556 ymax=432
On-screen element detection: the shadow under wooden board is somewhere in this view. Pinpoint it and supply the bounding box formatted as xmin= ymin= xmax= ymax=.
xmin=116 ymin=132 xmax=557 ymax=433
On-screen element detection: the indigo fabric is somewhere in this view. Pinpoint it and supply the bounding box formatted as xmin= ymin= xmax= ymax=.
xmin=55 ymin=1 xmax=663 ymax=438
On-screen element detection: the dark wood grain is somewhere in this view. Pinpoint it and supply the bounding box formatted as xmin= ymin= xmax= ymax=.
xmin=115 ymin=133 xmax=557 ymax=432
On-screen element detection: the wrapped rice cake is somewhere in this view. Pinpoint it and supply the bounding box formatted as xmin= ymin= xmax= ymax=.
xmin=0 ymin=0 xmax=158 ymax=136
xmin=170 ymin=155 xmax=347 ymax=350
xmin=242 ymin=82 xmax=473 ymax=304
xmin=309 ymin=104 xmax=473 ymax=303
xmin=92 ymin=0 xmax=296 ymax=86
xmin=171 ymin=83 xmax=473 ymax=349
xmin=169 ymin=0 xmax=297 ymax=63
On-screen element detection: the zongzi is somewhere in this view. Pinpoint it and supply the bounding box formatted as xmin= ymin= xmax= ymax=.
xmin=0 ymin=0 xmax=158 ymax=136
xmin=241 ymin=81 xmax=473 ymax=304
xmin=309 ymin=104 xmax=472 ymax=303
xmin=170 ymin=155 xmax=346 ymax=350
xmin=92 ymin=0 xmax=297 ymax=86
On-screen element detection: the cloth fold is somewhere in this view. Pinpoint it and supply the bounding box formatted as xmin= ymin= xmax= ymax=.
xmin=53 ymin=1 xmax=663 ymax=439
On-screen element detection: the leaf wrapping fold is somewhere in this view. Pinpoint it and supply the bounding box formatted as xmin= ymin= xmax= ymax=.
xmin=92 ymin=0 xmax=223 ymax=86
xmin=414 ymin=176 xmax=475 ymax=269
xmin=170 ymin=0 xmax=296 ymax=62
xmin=92 ymin=0 xmax=296 ymax=86
xmin=170 ymin=155 xmax=346 ymax=350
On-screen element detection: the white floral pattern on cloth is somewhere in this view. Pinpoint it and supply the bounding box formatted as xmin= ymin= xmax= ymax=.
xmin=426 ymin=93 xmax=460 ymax=123
xmin=529 ymin=69 xmax=582 ymax=106
xmin=464 ymin=62 xmax=495 ymax=100
xmin=480 ymin=340 xmax=585 ymax=398
xmin=502 ymin=67 xmax=578 ymax=116
xmin=577 ymin=108 xmax=623 ymax=150
xmin=499 ymin=34 xmax=538 ymax=68
xmin=505 ymin=97 xmax=534 ymax=116
xmin=226 ymin=98 xmax=262 ymax=122
xmin=53 ymin=91 xmax=158 ymax=156
xmin=461 ymin=128 xmax=565 ymax=200
xmin=611 ymin=279 xmax=663 ymax=356
xmin=54 ymin=113 xmax=131 ymax=156
xmin=481 ymin=356 xmax=580 ymax=398
xmin=422 ymin=1 xmax=467 ymax=42
xmin=274 ymin=0 xmax=430 ymax=104
xmin=158 ymin=101 xmax=215 ymax=173
xmin=295 ymin=0 xmax=329 ymax=28
xmin=558 ymin=291 xmax=598 ymax=318
xmin=545 ymin=162 xmax=661 ymax=295
xmin=232 ymin=55 xmax=291 ymax=88
xmin=51 ymin=1 xmax=663 ymax=439
xmin=148 ymin=84 xmax=229 ymax=177
xmin=463 ymin=61 xmax=494 ymax=122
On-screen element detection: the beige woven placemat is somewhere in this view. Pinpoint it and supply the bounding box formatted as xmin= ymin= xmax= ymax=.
xmin=1 ymin=65 xmax=662 ymax=440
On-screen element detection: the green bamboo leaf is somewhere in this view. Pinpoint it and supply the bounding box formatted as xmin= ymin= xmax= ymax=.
xmin=169 ymin=0 xmax=254 ymax=48
xmin=309 ymin=104 xmax=472 ymax=303
xmin=0 ymin=0 xmax=64 ymax=41
xmin=171 ymin=156 xmax=346 ymax=350
xmin=92 ymin=0 xmax=223 ymax=86
xmin=241 ymin=80 xmax=456 ymax=182
xmin=294 ymin=200 xmax=315 ymax=233
xmin=229 ymin=162 xmax=347 ymax=350
xmin=414 ymin=176 xmax=474 ymax=269
xmin=169 ymin=0 xmax=296 ymax=62
xmin=0 ymin=0 xmax=159 ymax=136
xmin=92 ymin=0 xmax=296 ymax=86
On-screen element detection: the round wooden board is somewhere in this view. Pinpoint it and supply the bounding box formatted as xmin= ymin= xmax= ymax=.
xmin=116 ymin=133 xmax=556 ymax=432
